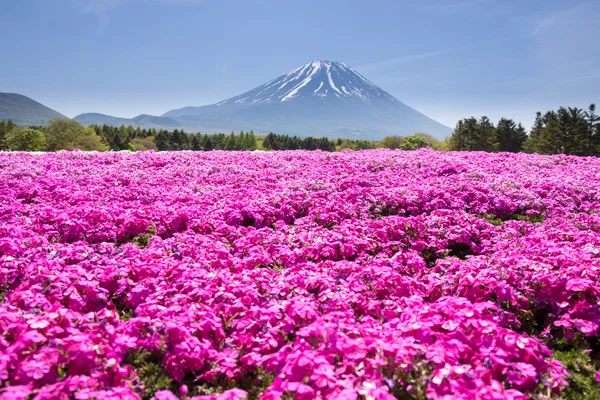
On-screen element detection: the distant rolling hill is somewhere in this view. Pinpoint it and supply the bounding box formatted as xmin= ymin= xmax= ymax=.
xmin=73 ymin=113 xmax=181 ymax=129
xmin=0 ymin=93 xmax=68 ymax=126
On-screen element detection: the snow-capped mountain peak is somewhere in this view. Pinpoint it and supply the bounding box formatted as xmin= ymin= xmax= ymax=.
xmin=216 ymin=61 xmax=397 ymax=106
xmin=161 ymin=60 xmax=451 ymax=140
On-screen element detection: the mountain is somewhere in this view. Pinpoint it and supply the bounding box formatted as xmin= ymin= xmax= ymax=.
xmin=73 ymin=113 xmax=181 ymax=129
xmin=163 ymin=61 xmax=451 ymax=139
xmin=0 ymin=93 xmax=68 ymax=126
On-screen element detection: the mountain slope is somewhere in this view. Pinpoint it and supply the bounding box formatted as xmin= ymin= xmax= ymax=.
xmin=164 ymin=61 xmax=451 ymax=139
xmin=0 ymin=93 xmax=68 ymax=126
xmin=74 ymin=113 xmax=181 ymax=129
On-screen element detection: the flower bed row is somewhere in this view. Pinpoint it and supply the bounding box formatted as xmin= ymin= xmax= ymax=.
xmin=1 ymin=149 xmax=600 ymax=399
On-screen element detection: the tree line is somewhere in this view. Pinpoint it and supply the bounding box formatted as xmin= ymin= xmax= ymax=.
xmin=448 ymin=104 xmax=600 ymax=156
xmin=0 ymin=118 xmax=444 ymax=152
xmin=0 ymin=119 xmax=107 ymax=151
xmin=3 ymin=103 xmax=598 ymax=156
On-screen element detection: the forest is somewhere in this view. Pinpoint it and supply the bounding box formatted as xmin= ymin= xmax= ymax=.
xmin=0 ymin=103 xmax=598 ymax=155
xmin=448 ymin=104 xmax=600 ymax=156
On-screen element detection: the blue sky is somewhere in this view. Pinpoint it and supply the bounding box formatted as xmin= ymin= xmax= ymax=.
xmin=1 ymin=0 xmax=599 ymax=128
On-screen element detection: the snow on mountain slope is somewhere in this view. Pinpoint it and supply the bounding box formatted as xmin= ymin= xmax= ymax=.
xmin=216 ymin=61 xmax=397 ymax=106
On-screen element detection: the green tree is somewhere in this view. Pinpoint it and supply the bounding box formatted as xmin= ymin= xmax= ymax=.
xmin=169 ymin=129 xmax=189 ymax=150
xmin=449 ymin=117 xmax=497 ymax=152
xmin=247 ymin=130 xmax=258 ymax=150
xmin=449 ymin=117 xmax=477 ymax=151
xmin=155 ymin=130 xmax=170 ymax=151
xmin=399 ymin=134 xmax=430 ymax=150
xmin=45 ymin=119 xmax=107 ymax=151
xmin=584 ymin=104 xmax=599 ymax=156
xmin=78 ymin=128 xmax=110 ymax=151
xmin=474 ymin=116 xmax=497 ymax=152
xmin=0 ymin=119 xmax=16 ymax=149
xmin=132 ymin=136 xmax=158 ymax=151
xmin=191 ymin=134 xmax=201 ymax=151
xmin=6 ymin=127 xmax=46 ymax=151
xmin=411 ymin=133 xmax=444 ymax=150
xmin=496 ymin=118 xmax=527 ymax=153
xmin=204 ymin=137 xmax=214 ymax=151
xmin=378 ymin=135 xmax=404 ymax=149
xmin=224 ymin=132 xmax=238 ymax=150
xmin=556 ymin=107 xmax=587 ymax=155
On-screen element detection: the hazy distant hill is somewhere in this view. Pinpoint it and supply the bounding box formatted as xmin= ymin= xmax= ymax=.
xmin=0 ymin=93 xmax=68 ymax=126
xmin=74 ymin=113 xmax=182 ymax=129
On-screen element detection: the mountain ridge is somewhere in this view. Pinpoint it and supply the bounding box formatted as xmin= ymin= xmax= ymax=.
xmin=0 ymin=93 xmax=68 ymax=126
xmin=73 ymin=113 xmax=181 ymax=129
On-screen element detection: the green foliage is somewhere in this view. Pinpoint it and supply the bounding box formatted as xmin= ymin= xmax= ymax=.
xmin=376 ymin=133 xmax=448 ymax=150
xmin=45 ymin=119 xmax=107 ymax=151
xmin=584 ymin=104 xmax=600 ymax=156
xmin=525 ymin=105 xmax=599 ymax=156
xmin=132 ymin=225 xmax=156 ymax=248
xmin=338 ymin=138 xmax=377 ymax=151
xmin=477 ymin=211 xmax=546 ymax=225
xmin=124 ymin=349 xmax=175 ymax=399
xmin=191 ymin=134 xmax=201 ymax=150
xmin=0 ymin=119 xmax=16 ymax=149
xmin=553 ymin=349 xmax=600 ymax=400
xmin=6 ymin=127 xmax=46 ymax=151
xmin=449 ymin=116 xmax=498 ymax=152
xmin=263 ymin=132 xmax=336 ymax=151
xmin=132 ymin=136 xmax=158 ymax=151
xmin=224 ymin=132 xmax=238 ymax=150
xmin=399 ymin=134 xmax=430 ymax=150
xmin=496 ymin=118 xmax=527 ymax=152
xmin=449 ymin=104 xmax=600 ymax=156
xmin=124 ymin=348 xmax=275 ymax=400
xmin=378 ymin=135 xmax=403 ymax=149
xmin=477 ymin=213 xmax=504 ymax=226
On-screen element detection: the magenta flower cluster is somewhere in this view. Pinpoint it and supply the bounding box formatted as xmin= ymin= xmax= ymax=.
xmin=1 ymin=149 xmax=599 ymax=399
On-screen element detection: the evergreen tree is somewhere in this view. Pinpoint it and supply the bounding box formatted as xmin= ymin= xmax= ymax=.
xmin=496 ymin=118 xmax=526 ymax=152
xmin=204 ymin=137 xmax=214 ymax=151
xmin=248 ymin=130 xmax=257 ymax=150
xmin=0 ymin=120 xmax=7 ymax=149
xmin=514 ymin=123 xmax=527 ymax=152
xmin=585 ymin=104 xmax=599 ymax=156
xmin=170 ymin=129 xmax=183 ymax=150
xmin=449 ymin=117 xmax=497 ymax=151
xmin=224 ymin=132 xmax=238 ymax=150
xmin=263 ymin=133 xmax=275 ymax=150
xmin=155 ymin=130 xmax=170 ymax=151
xmin=449 ymin=118 xmax=476 ymax=151
xmin=475 ymin=116 xmax=497 ymax=152
xmin=191 ymin=134 xmax=201 ymax=151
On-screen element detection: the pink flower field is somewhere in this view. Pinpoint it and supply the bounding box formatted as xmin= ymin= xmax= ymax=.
xmin=1 ymin=149 xmax=600 ymax=400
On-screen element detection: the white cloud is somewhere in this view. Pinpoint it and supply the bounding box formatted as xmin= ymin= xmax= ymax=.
xmin=356 ymin=49 xmax=460 ymax=74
